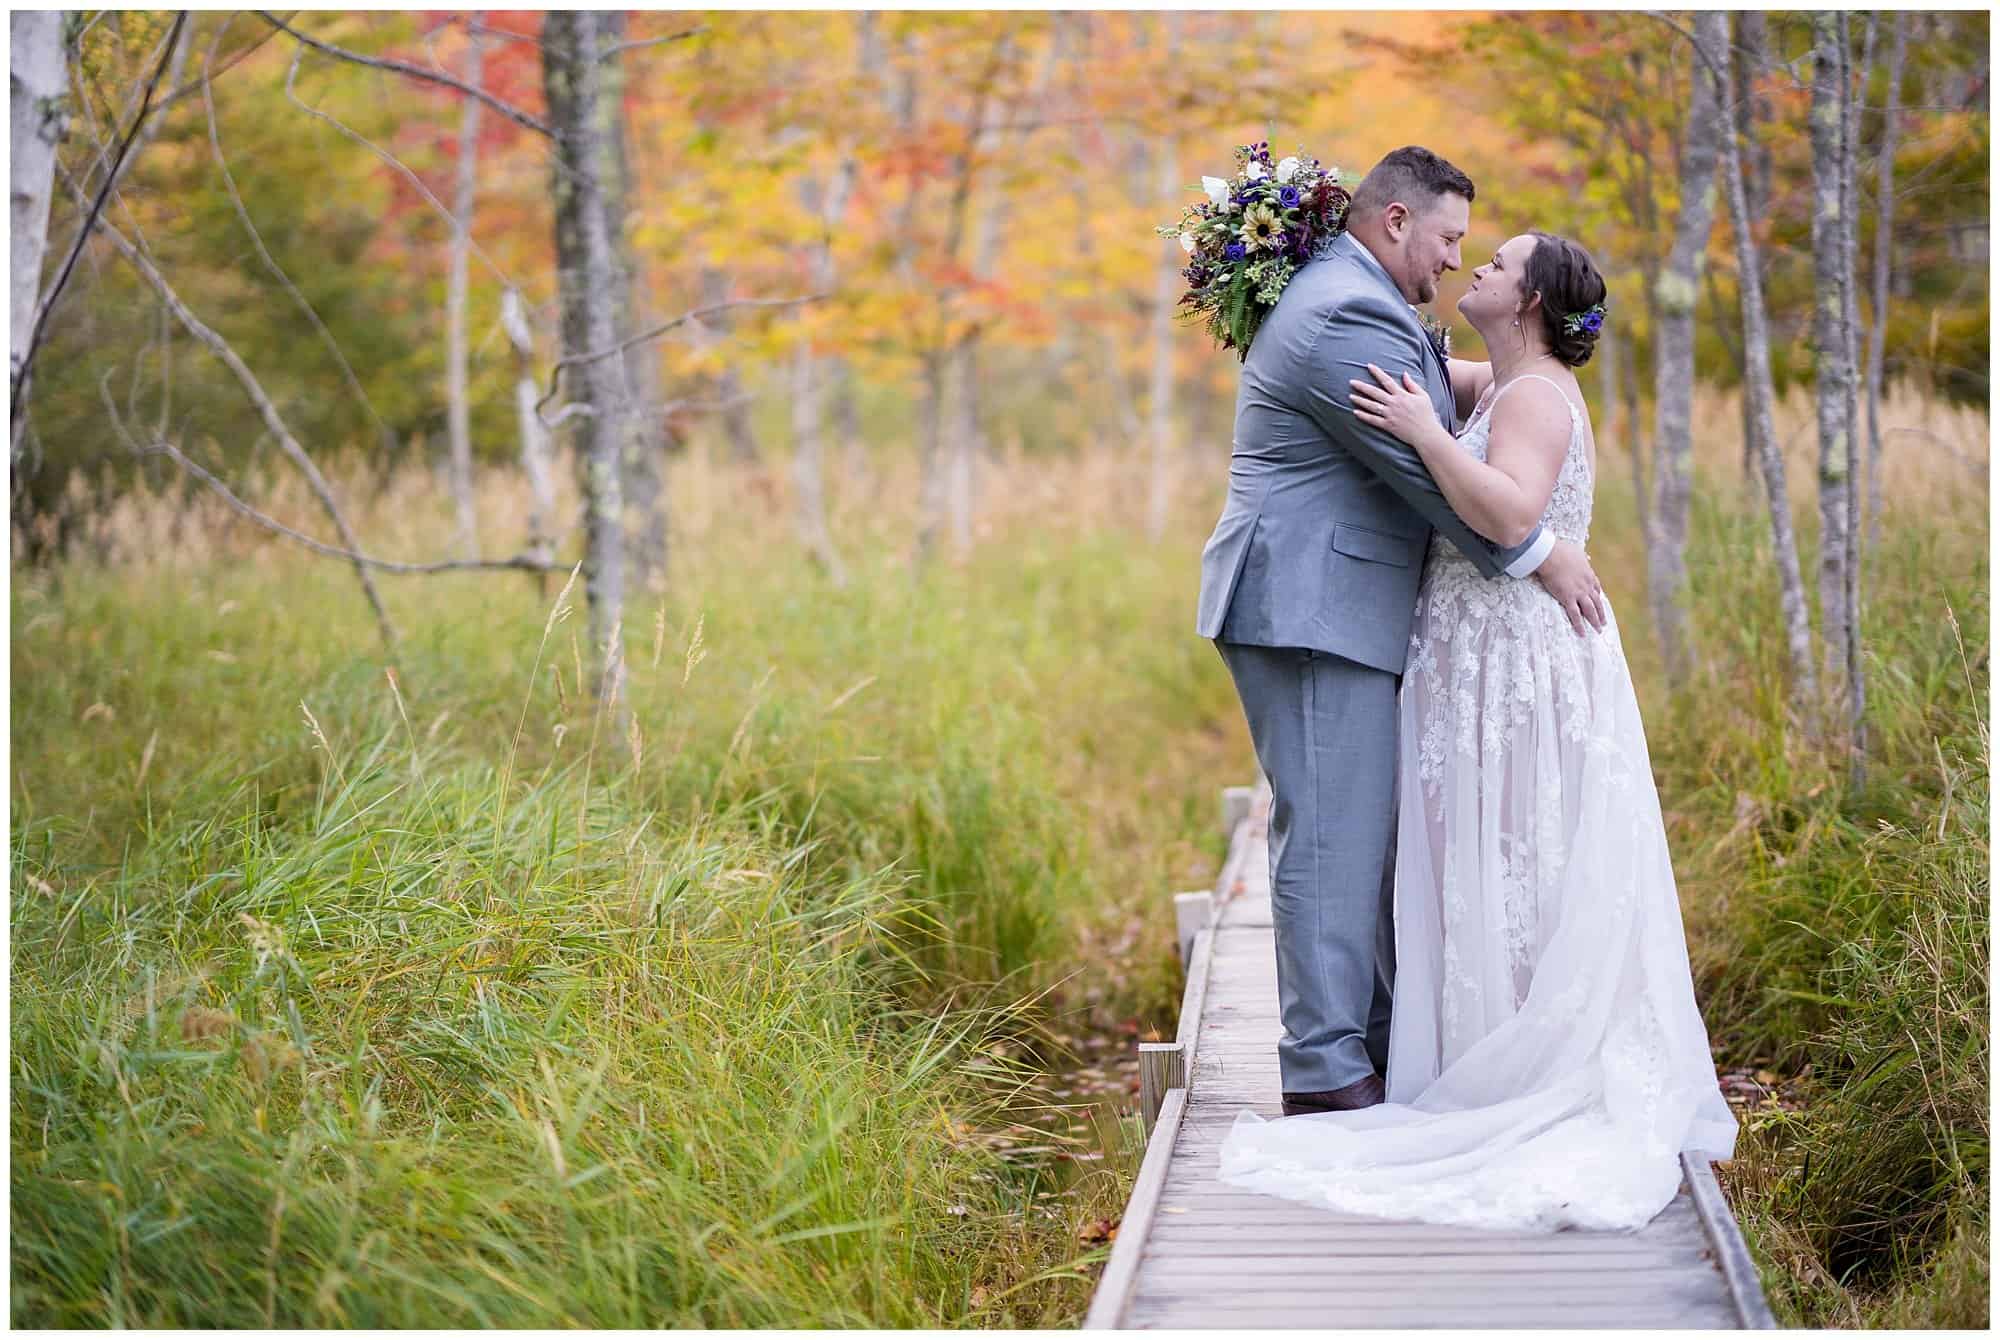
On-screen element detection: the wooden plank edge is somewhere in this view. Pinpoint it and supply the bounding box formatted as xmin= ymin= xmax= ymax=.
xmin=1212 ymin=780 xmax=1257 ymax=908
xmin=1681 ymin=1150 xmax=1777 ymax=1329
xmin=1172 ymin=890 xmax=1214 ymax=967
xmin=1083 ymin=1086 xmax=1188 ymax=1330
xmin=1174 ymin=923 xmax=1216 ymax=1060
xmin=1221 ymin=784 xmax=1254 ymax=840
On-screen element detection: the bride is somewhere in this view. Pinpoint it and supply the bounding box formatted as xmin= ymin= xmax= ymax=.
xmin=1216 ymin=231 xmax=1739 ymax=1232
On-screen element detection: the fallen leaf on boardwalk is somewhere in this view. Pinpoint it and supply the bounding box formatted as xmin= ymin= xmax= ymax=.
xmin=1161 ymin=1205 xmax=1189 ymax=1214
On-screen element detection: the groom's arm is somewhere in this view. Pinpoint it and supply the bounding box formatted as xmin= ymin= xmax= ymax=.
xmin=1297 ymin=302 xmax=1550 ymax=581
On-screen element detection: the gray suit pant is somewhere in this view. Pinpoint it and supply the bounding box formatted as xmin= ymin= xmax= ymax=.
xmin=1215 ymin=641 xmax=1398 ymax=1094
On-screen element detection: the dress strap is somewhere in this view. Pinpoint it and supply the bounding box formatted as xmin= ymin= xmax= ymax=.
xmin=1489 ymin=372 xmax=1580 ymax=423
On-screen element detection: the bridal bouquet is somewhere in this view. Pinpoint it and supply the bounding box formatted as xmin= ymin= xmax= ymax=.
xmin=1157 ymin=140 xmax=1351 ymax=360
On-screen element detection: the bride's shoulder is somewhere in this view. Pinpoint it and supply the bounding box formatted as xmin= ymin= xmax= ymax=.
xmin=1486 ymin=374 xmax=1581 ymax=451
xmin=1493 ymin=370 xmax=1581 ymax=413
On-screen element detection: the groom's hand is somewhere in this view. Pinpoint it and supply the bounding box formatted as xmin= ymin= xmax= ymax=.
xmin=1534 ymin=539 xmax=1608 ymax=636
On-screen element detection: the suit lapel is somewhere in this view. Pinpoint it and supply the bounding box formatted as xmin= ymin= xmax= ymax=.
xmin=1339 ymin=235 xmax=1455 ymax=431
xmin=1421 ymin=330 xmax=1458 ymax=434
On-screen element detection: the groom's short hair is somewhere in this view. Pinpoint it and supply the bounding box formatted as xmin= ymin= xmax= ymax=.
xmin=1350 ymin=146 xmax=1476 ymax=221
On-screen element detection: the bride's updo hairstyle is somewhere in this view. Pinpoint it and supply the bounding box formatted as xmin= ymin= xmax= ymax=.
xmin=1524 ymin=231 xmax=1608 ymax=368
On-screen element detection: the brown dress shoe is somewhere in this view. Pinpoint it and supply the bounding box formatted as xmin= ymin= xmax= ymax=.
xmin=1281 ymin=1072 xmax=1386 ymax=1115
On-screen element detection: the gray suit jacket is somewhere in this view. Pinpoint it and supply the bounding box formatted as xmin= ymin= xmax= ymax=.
xmin=1195 ymin=232 xmax=1545 ymax=674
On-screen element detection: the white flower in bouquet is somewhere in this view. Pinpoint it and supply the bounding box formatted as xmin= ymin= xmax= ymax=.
xmin=1180 ymin=231 xmax=1197 ymax=254
xmin=1245 ymin=160 xmax=1268 ymax=181
xmin=1202 ymin=175 xmax=1231 ymax=206
xmin=1276 ymin=156 xmax=1301 ymax=183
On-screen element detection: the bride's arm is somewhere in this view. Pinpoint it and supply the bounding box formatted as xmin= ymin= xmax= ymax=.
xmin=1447 ymin=357 xmax=1492 ymax=422
xmin=1349 ymin=365 xmax=1566 ymax=547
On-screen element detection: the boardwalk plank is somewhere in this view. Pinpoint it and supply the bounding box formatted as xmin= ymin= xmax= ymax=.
xmin=1085 ymin=783 xmax=1769 ymax=1330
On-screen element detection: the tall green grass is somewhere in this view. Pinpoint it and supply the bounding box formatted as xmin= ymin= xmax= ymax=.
xmin=1598 ymin=462 xmax=1990 ymax=1329
xmin=11 ymin=470 xmax=1242 ymax=1326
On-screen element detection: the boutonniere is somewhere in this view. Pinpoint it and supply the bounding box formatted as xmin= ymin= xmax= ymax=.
xmin=1415 ymin=309 xmax=1453 ymax=361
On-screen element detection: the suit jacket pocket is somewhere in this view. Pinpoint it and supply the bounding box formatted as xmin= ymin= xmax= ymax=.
xmin=1330 ymin=521 xmax=1414 ymax=567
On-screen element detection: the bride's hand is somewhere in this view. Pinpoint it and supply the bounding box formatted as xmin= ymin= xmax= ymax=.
xmin=1350 ymin=364 xmax=1442 ymax=448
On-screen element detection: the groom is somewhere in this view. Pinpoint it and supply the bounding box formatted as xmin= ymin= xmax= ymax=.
xmin=1196 ymin=146 xmax=1606 ymax=1116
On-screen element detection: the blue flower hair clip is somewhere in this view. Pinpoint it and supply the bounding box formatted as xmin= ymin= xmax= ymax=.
xmin=1563 ymin=303 xmax=1607 ymax=337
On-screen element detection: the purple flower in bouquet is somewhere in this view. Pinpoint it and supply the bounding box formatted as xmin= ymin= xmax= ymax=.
xmin=1279 ymin=185 xmax=1301 ymax=209
xmin=1224 ymin=241 xmax=1248 ymax=262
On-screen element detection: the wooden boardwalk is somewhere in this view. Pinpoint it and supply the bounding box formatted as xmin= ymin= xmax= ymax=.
xmin=1086 ymin=784 xmax=1775 ymax=1330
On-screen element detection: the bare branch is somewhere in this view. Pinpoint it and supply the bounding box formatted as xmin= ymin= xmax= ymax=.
xmin=465 ymin=19 xmax=544 ymax=51
xmin=203 ymin=26 xmax=396 ymax=453
xmin=599 ymin=27 xmax=706 ymax=61
xmin=72 ymin=10 xmax=181 ymax=189
xmin=255 ymin=10 xmax=553 ymax=137
xmin=281 ymin=46 xmax=521 ymax=291
xmin=13 ymin=11 xmax=188 ymax=426
xmin=533 ymin=294 xmax=822 ymax=423
xmin=150 ymin=12 xmax=287 ymax=114
xmin=161 ymin=448 xmax=558 ymax=573
xmin=58 ymin=160 xmax=400 ymax=646
xmin=99 ymin=368 xmax=564 ymax=575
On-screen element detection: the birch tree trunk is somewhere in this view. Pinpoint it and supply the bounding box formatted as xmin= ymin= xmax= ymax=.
xmin=790 ymin=132 xmax=857 ymax=584
xmin=1645 ymin=9 xmax=1728 ymax=681
xmin=597 ymin=13 xmax=668 ymax=592
xmin=1810 ymin=11 xmax=1856 ymax=722
xmin=1842 ymin=15 xmax=1871 ymax=779
xmin=945 ymin=331 xmax=980 ymax=556
xmin=1719 ymin=14 xmax=1816 ymax=699
xmin=914 ymin=350 xmax=948 ymax=562
xmin=785 ymin=12 xmax=870 ymax=583
xmin=1144 ymin=13 xmax=1183 ymax=542
xmin=1731 ymin=12 xmax=1775 ymax=487
xmin=789 ymin=339 xmax=844 ymax=583
xmin=502 ymin=286 xmax=556 ymax=591
xmin=544 ymin=11 xmax=637 ymax=694
xmin=10 ymin=11 xmax=69 ymax=461
xmin=1596 ymin=303 xmax=1620 ymax=457
xmin=832 ymin=359 xmax=868 ymax=495
xmin=914 ymin=32 xmax=1013 ymax=566
xmin=938 ymin=25 xmax=1051 ymax=560
xmin=1622 ymin=336 xmax=1651 ymax=555
xmin=445 ymin=14 xmax=486 ymax=559
xmin=1865 ymin=13 xmax=1908 ymax=553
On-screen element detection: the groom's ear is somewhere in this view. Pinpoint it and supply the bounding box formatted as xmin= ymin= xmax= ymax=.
xmin=1380 ymin=201 xmax=1409 ymax=241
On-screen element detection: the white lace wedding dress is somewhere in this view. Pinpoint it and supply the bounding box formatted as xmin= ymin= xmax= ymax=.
xmin=1217 ymin=373 xmax=1739 ymax=1232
